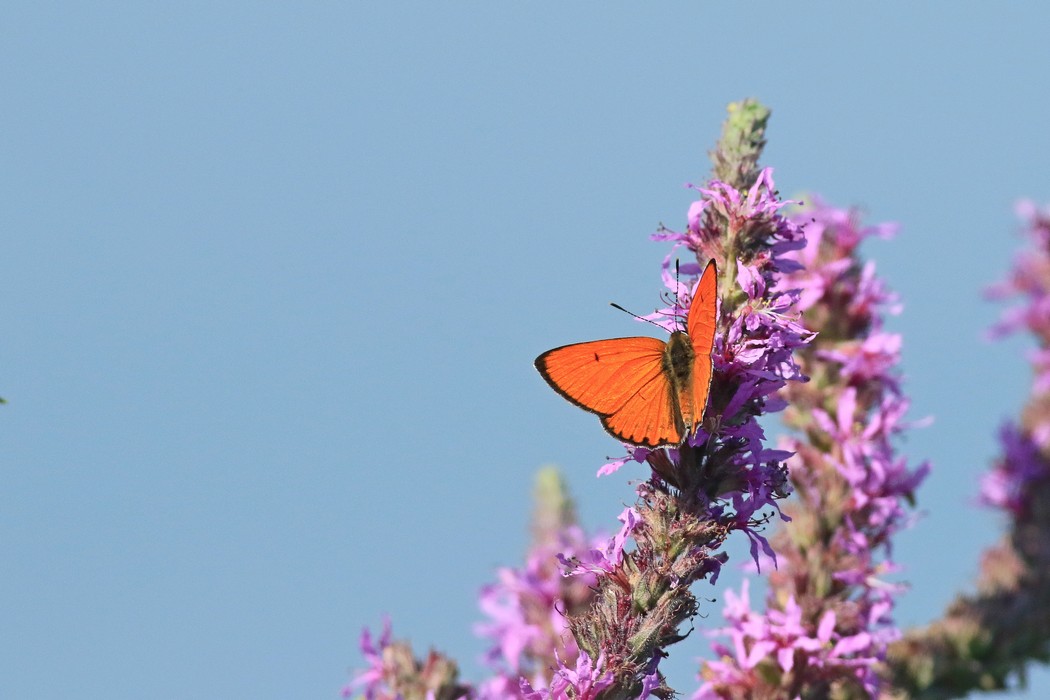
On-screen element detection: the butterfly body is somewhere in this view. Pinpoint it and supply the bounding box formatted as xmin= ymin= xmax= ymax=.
xmin=662 ymin=329 xmax=698 ymax=437
xmin=535 ymin=260 xmax=718 ymax=448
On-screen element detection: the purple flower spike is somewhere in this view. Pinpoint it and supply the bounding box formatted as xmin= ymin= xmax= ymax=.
xmin=699 ymin=197 xmax=928 ymax=698
xmin=877 ymin=196 xmax=1050 ymax=698
xmin=981 ymin=202 xmax=1050 ymax=514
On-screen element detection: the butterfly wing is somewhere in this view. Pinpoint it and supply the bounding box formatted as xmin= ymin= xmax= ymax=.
xmin=685 ymin=259 xmax=718 ymax=430
xmin=599 ymin=373 xmax=681 ymax=447
xmin=535 ymin=337 xmax=680 ymax=447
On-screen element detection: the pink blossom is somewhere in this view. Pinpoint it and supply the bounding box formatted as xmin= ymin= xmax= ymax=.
xmin=519 ymin=652 xmax=614 ymax=700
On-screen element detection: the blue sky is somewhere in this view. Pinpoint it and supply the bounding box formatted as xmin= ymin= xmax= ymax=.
xmin=2 ymin=3 xmax=1048 ymax=698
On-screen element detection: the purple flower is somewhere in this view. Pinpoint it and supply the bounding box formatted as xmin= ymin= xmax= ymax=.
xmin=344 ymin=619 xmax=393 ymax=699
xmin=816 ymin=331 xmax=902 ymax=390
xmin=476 ymin=674 xmax=525 ymax=700
xmin=519 ymin=652 xmax=615 ymax=700
xmin=597 ymin=446 xmax=650 ymax=478
xmin=980 ymin=424 xmax=1049 ymax=518
xmin=524 ymin=164 xmax=813 ymax=699
xmin=699 ymin=565 xmax=883 ymax=697
xmin=556 ymin=508 xmax=639 ymax=577
xmin=476 ymin=569 xmax=541 ymax=673
xmin=475 ymin=523 xmax=601 ymax=680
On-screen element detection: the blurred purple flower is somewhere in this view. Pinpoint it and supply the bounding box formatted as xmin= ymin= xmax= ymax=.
xmin=344 ymin=619 xmax=393 ymax=699
xmin=981 ymin=200 xmax=1050 ymax=510
xmin=475 ymin=523 xmax=601 ymax=682
xmin=980 ymin=424 xmax=1046 ymax=515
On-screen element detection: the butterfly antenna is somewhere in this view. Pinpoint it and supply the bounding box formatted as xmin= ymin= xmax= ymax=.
xmin=674 ymin=259 xmax=684 ymax=332
xmin=660 ymin=299 xmax=688 ymax=325
xmin=609 ymin=302 xmax=670 ymax=332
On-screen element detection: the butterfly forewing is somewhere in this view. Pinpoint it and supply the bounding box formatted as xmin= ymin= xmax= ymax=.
xmin=535 ymin=337 xmax=667 ymax=415
xmin=687 ymin=260 xmax=718 ymax=430
xmin=687 ymin=260 xmax=718 ymax=354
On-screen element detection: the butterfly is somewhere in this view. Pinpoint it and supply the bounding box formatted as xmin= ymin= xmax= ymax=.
xmin=535 ymin=259 xmax=718 ymax=448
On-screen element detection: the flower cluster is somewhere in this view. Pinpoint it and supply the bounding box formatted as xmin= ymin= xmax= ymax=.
xmin=519 ymin=653 xmax=615 ymax=700
xmin=344 ymin=619 xmax=472 ymax=700
xmin=698 ymin=198 xmax=928 ymax=698
xmin=701 ymin=581 xmax=879 ymax=697
xmin=654 ymin=168 xmax=813 ymax=528
xmin=606 ymin=167 xmax=812 ymax=554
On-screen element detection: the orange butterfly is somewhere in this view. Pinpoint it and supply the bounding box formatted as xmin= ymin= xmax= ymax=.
xmin=535 ymin=259 xmax=718 ymax=448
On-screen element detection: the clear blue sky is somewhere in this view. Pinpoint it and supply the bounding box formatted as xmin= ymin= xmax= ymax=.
xmin=1 ymin=3 xmax=1048 ymax=698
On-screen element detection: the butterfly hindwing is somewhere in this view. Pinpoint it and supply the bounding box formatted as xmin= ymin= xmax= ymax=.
xmin=600 ymin=370 xmax=681 ymax=447
xmin=687 ymin=260 xmax=718 ymax=356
